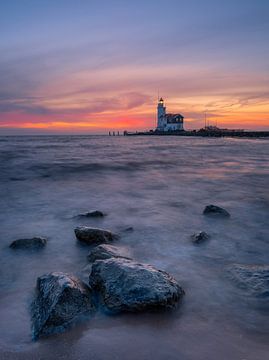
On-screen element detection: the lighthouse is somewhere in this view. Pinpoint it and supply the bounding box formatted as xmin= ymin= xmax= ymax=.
xmin=157 ymin=97 xmax=166 ymax=131
xmin=156 ymin=97 xmax=184 ymax=132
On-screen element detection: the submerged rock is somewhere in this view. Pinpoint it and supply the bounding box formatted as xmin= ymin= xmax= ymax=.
xmin=89 ymin=258 xmax=184 ymax=313
xmin=74 ymin=226 xmax=118 ymax=245
xmin=123 ymin=227 xmax=134 ymax=232
xmin=9 ymin=237 xmax=47 ymax=250
xmin=227 ymin=264 xmax=269 ymax=298
xmin=203 ymin=205 xmax=230 ymax=217
xmin=31 ymin=272 xmax=95 ymax=339
xmin=191 ymin=231 xmax=210 ymax=244
xmin=88 ymin=244 xmax=131 ymax=262
xmin=77 ymin=210 xmax=105 ymax=218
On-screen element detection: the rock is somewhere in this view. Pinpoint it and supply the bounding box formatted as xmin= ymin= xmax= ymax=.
xmin=227 ymin=264 xmax=269 ymax=298
xmin=77 ymin=210 xmax=105 ymax=218
xmin=191 ymin=231 xmax=210 ymax=244
xmin=74 ymin=226 xmax=118 ymax=245
xmin=203 ymin=205 xmax=230 ymax=217
xmin=9 ymin=237 xmax=47 ymax=250
xmin=31 ymin=272 xmax=95 ymax=339
xmin=89 ymin=258 xmax=184 ymax=313
xmin=123 ymin=227 xmax=134 ymax=232
xmin=88 ymin=244 xmax=131 ymax=262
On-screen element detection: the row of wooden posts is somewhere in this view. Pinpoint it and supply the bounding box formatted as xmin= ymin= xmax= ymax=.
xmin=108 ymin=131 xmax=121 ymax=136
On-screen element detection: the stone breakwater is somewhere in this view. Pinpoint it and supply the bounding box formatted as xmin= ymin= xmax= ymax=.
xmin=124 ymin=130 xmax=269 ymax=138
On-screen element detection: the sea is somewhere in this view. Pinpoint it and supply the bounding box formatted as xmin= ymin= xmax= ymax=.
xmin=0 ymin=135 xmax=269 ymax=360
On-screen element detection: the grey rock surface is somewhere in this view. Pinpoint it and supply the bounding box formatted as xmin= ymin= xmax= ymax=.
xmin=89 ymin=258 xmax=184 ymax=313
xmin=88 ymin=244 xmax=131 ymax=262
xmin=31 ymin=272 xmax=95 ymax=339
xmin=9 ymin=237 xmax=47 ymax=250
xmin=74 ymin=226 xmax=118 ymax=245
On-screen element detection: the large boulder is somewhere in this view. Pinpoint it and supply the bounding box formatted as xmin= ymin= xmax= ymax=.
xmin=76 ymin=210 xmax=105 ymax=218
xmin=74 ymin=226 xmax=118 ymax=245
xmin=31 ymin=272 xmax=95 ymax=339
xmin=89 ymin=258 xmax=184 ymax=313
xmin=191 ymin=231 xmax=210 ymax=244
xmin=203 ymin=205 xmax=230 ymax=217
xmin=88 ymin=244 xmax=131 ymax=262
xmin=227 ymin=264 xmax=269 ymax=298
xmin=9 ymin=237 xmax=47 ymax=250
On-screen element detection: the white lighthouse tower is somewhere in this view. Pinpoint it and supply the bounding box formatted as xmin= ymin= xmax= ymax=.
xmin=155 ymin=97 xmax=184 ymax=132
xmin=157 ymin=97 xmax=166 ymax=131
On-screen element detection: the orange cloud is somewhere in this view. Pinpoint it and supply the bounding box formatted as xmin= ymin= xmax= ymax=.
xmin=1 ymin=63 xmax=268 ymax=133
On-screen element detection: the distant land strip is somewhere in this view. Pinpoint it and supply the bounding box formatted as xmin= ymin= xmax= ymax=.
xmin=123 ymin=130 xmax=269 ymax=138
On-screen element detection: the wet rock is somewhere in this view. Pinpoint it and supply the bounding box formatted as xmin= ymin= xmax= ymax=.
xmin=88 ymin=244 xmax=131 ymax=262
xmin=9 ymin=237 xmax=47 ymax=250
xmin=31 ymin=272 xmax=95 ymax=339
xmin=123 ymin=227 xmax=134 ymax=232
xmin=227 ymin=264 xmax=269 ymax=298
xmin=191 ymin=231 xmax=210 ymax=244
xmin=74 ymin=226 xmax=118 ymax=245
xmin=89 ymin=258 xmax=184 ymax=313
xmin=203 ymin=205 xmax=230 ymax=217
xmin=77 ymin=210 xmax=105 ymax=218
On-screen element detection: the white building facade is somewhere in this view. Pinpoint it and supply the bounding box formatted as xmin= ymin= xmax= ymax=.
xmin=156 ymin=98 xmax=184 ymax=131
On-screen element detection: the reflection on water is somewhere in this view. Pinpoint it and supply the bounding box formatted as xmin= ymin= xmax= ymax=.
xmin=0 ymin=135 xmax=269 ymax=360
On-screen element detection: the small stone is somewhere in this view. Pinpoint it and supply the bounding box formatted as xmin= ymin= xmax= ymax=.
xmin=9 ymin=237 xmax=47 ymax=250
xmin=74 ymin=226 xmax=118 ymax=245
xmin=203 ymin=205 xmax=230 ymax=217
xmin=88 ymin=244 xmax=131 ymax=262
xmin=123 ymin=227 xmax=134 ymax=232
xmin=191 ymin=231 xmax=210 ymax=244
xmin=77 ymin=210 xmax=105 ymax=218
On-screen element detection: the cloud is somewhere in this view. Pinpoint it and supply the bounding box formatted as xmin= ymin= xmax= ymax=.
xmin=0 ymin=91 xmax=152 ymax=119
xmin=0 ymin=0 xmax=268 ymax=132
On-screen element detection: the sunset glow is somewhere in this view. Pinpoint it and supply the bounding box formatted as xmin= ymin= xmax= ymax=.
xmin=1 ymin=1 xmax=268 ymax=134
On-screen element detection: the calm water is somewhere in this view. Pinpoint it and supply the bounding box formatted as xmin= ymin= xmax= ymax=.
xmin=0 ymin=135 xmax=269 ymax=360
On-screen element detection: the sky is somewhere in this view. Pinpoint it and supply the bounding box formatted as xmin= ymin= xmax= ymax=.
xmin=0 ymin=0 xmax=269 ymax=134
